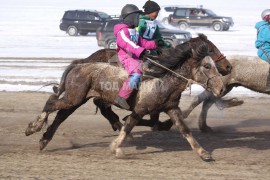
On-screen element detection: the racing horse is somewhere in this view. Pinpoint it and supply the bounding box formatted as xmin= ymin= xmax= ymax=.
xmin=52 ymin=34 xmax=232 ymax=131
xmin=181 ymin=55 xmax=270 ymax=132
xmin=25 ymin=42 xmax=224 ymax=161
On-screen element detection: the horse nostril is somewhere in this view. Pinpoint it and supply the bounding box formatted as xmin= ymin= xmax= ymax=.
xmin=220 ymin=87 xmax=224 ymax=95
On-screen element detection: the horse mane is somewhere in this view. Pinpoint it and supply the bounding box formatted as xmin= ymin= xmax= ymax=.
xmin=144 ymin=40 xmax=210 ymax=77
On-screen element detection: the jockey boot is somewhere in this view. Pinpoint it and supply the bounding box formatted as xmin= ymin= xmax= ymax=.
xmin=114 ymin=96 xmax=130 ymax=110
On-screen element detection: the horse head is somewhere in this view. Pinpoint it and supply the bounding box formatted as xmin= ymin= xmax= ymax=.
xmin=146 ymin=41 xmax=224 ymax=97
xmin=188 ymin=33 xmax=232 ymax=76
xmin=190 ymin=42 xmax=224 ymax=97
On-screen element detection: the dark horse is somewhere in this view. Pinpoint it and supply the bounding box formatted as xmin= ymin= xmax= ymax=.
xmin=25 ymin=42 xmax=224 ymax=161
xmin=52 ymin=34 xmax=232 ymax=131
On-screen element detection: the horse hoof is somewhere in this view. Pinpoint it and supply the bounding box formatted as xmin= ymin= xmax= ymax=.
xmin=112 ymin=121 xmax=123 ymax=131
xmin=125 ymin=134 xmax=134 ymax=141
xmin=25 ymin=122 xmax=36 ymax=136
xmin=39 ymin=138 xmax=50 ymax=151
xmin=228 ymin=98 xmax=244 ymax=107
xmin=200 ymin=126 xmax=213 ymax=133
xmin=109 ymin=141 xmax=117 ymax=154
xmin=201 ymin=155 xmax=214 ymax=162
xmin=115 ymin=148 xmax=125 ymax=158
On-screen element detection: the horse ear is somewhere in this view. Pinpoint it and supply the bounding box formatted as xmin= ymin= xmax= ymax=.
xmin=198 ymin=33 xmax=207 ymax=40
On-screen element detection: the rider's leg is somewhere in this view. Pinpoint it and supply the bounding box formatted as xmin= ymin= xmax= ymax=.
xmin=115 ymin=70 xmax=141 ymax=110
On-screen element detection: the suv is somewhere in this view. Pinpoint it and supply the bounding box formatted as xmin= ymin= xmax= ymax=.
xmin=96 ymin=19 xmax=192 ymax=49
xmin=60 ymin=10 xmax=112 ymax=36
xmin=169 ymin=7 xmax=234 ymax=31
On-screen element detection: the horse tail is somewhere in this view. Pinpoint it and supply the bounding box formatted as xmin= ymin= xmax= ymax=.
xmin=54 ymin=63 xmax=76 ymax=97
xmin=38 ymin=82 xmax=59 ymax=91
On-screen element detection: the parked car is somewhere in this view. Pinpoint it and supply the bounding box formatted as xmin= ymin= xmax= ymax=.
xmin=96 ymin=19 xmax=192 ymax=49
xmin=59 ymin=10 xmax=112 ymax=36
xmin=169 ymin=6 xmax=234 ymax=31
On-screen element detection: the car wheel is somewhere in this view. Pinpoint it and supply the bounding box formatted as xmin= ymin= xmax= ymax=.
xmin=67 ymin=26 xmax=78 ymax=36
xmin=106 ymin=40 xmax=117 ymax=49
xmin=178 ymin=22 xmax=188 ymax=31
xmin=212 ymin=22 xmax=223 ymax=31
xmin=162 ymin=17 xmax=169 ymax=25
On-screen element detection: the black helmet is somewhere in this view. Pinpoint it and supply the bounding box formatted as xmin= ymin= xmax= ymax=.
xmin=121 ymin=4 xmax=142 ymax=27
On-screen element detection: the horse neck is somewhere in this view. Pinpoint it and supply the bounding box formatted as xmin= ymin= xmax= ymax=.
xmin=162 ymin=58 xmax=193 ymax=86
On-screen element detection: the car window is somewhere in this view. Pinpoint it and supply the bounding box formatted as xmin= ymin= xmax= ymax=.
xmin=189 ymin=9 xmax=207 ymax=17
xmin=189 ymin=9 xmax=199 ymax=16
xmin=106 ymin=22 xmax=116 ymax=31
xmin=78 ymin=12 xmax=89 ymax=20
xmin=78 ymin=12 xmax=99 ymax=21
xmin=89 ymin=14 xmax=99 ymax=20
xmin=64 ymin=11 xmax=77 ymax=19
xmin=164 ymin=7 xmax=177 ymax=12
xmin=98 ymin=12 xmax=111 ymax=19
xmin=205 ymin=9 xmax=216 ymax=16
xmin=175 ymin=9 xmax=186 ymax=16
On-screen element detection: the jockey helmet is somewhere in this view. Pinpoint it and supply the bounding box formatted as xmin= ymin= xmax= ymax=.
xmin=121 ymin=4 xmax=142 ymax=27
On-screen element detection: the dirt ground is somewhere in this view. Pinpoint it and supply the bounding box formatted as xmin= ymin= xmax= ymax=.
xmin=0 ymin=92 xmax=270 ymax=179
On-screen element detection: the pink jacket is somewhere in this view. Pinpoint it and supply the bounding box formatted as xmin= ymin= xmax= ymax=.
xmin=114 ymin=23 xmax=157 ymax=63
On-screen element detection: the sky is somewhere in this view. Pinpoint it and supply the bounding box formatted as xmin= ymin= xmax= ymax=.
xmin=0 ymin=0 xmax=269 ymax=96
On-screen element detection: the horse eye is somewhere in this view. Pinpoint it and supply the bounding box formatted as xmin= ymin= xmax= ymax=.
xmin=208 ymin=50 xmax=213 ymax=54
xmin=204 ymin=63 xmax=211 ymax=69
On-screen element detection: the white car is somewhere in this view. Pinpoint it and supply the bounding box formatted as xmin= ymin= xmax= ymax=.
xmin=157 ymin=6 xmax=181 ymax=24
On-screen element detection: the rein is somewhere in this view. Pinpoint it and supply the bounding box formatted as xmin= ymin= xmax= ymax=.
xmin=145 ymin=57 xmax=206 ymax=89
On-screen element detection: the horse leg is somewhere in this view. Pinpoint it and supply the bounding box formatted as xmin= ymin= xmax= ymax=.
xmin=214 ymin=85 xmax=243 ymax=110
xmin=198 ymin=99 xmax=215 ymax=132
xmin=166 ymin=107 xmax=213 ymax=161
xmin=123 ymin=113 xmax=173 ymax=131
xmin=182 ymin=90 xmax=213 ymax=118
xmin=25 ymin=94 xmax=59 ymax=136
xmin=39 ymin=101 xmax=86 ymax=150
xmin=110 ymin=111 xmax=142 ymax=157
xmin=93 ymin=98 xmax=123 ymax=131
xmin=215 ymin=97 xmax=244 ymax=110
xmin=132 ymin=113 xmax=158 ymax=127
xmin=26 ymin=91 xmax=87 ymax=136
xmin=150 ymin=113 xmax=173 ymax=131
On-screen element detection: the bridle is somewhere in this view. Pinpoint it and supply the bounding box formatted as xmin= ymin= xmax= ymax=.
xmin=194 ymin=66 xmax=221 ymax=90
xmin=212 ymin=53 xmax=226 ymax=62
xmin=145 ymin=56 xmax=220 ymax=90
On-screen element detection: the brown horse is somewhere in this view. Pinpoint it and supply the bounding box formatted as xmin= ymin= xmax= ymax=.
xmin=181 ymin=55 xmax=270 ymax=132
xmin=54 ymin=34 xmax=231 ymax=97
xmin=52 ymin=34 xmax=232 ymax=131
xmin=25 ymin=42 xmax=224 ymax=161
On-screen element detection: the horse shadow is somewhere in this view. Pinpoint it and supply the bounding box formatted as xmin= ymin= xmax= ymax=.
xmin=45 ymin=118 xmax=270 ymax=155
xmin=127 ymin=118 xmax=270 ymax=155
